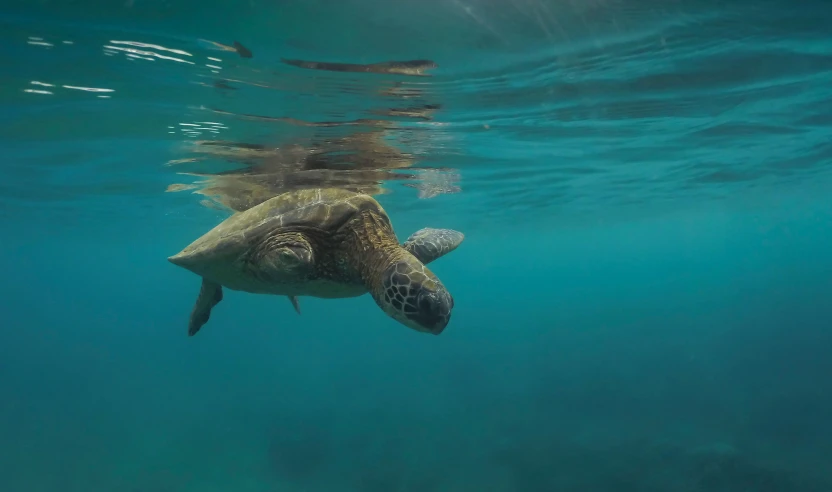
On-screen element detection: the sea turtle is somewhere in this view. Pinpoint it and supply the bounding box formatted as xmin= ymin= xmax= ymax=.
xmin=168 ymin=188 xmax=463 ymax=336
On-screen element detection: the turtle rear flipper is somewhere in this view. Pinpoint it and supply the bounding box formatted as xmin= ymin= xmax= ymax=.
xmin=288 ymin=295 xmax=301 ymax=314
xmin=188 ymin=278 xmax=224 ymax=336
xmin=403 ymin=228 xmax=464 ymax=265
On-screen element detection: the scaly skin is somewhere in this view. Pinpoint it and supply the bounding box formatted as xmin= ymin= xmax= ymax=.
xmin=339 ymin=208 xmax=451 ymax=333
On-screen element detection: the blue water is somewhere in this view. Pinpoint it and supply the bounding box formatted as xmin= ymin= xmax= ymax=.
xmin=2 ymin=0 xmax=832 ymax=490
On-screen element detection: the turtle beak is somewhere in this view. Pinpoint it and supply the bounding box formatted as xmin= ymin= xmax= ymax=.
xmin=412 ymin=289 xmax=453 ymax=335
xmin=430 ymin=315 xmax=449 ymax=335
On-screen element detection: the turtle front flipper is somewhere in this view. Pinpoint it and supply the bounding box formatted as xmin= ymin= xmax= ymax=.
xmin=402 ymin=228 xmax=464 ymax=265
xmin=188 ymin=278 xmax=224 ymax=336
xmin=251 ymin=232 xmax=315 ymax=279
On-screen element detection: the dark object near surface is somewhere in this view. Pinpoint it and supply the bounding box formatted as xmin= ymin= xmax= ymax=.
xmin=280 ymin=57 xmax=437 ymax=76
xmin=233 ymin=41 xmax=252 ymax=58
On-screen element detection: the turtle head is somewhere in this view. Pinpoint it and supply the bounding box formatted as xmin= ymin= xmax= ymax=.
xmin=373 ymin=252 xmax=454 ymax=335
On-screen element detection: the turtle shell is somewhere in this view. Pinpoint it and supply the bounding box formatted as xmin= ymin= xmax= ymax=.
xmin=168 ymin=188 xmax=388 ymax=270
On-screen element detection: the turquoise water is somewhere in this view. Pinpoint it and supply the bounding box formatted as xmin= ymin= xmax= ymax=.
xmin=3 ymin=0 xmax=832 ymax=490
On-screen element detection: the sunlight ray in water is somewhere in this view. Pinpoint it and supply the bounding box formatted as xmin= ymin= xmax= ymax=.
xmin=125 ymin=53 xmax=155 ymax=61
xmin=62 ymin=85 xmax=115 ymax=92
xmin=102 ymin=43 xmax=195 ymax=64
xmin=108 ymin=39 xmax=193 ymax=57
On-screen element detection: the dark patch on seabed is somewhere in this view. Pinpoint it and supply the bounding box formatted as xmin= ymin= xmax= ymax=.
xmin=489 ymin=441 xmax=830 ymax=492
xmin=259 ymin=417 xmax=832 ymax=491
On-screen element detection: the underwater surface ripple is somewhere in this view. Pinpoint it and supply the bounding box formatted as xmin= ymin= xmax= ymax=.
xmin=2 ymin=0 xmax=831 ymax=224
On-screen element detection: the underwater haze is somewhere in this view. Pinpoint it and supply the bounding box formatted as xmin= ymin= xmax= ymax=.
xmin=2 ymin=0 xmax=832 ymax=490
